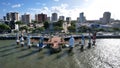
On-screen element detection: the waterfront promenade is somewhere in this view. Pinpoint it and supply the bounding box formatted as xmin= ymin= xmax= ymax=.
xmin=0 ymin=39 xmax=120 ymax=68
xmin=0 ymin=32 xmax=120 ymax=40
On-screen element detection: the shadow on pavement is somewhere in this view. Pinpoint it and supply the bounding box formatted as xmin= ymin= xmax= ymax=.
xmin=0 ymin=48 xmax=28 ymax=57
xmin=18 ymin=50 xmax=40 ymax=59
xmin=0 ymin=44 xmax=16 ymax=49
xmin=54 ymin=50 xmax=68 ymax=60
xmin=0 ymin=45 xmax=19 ymax=53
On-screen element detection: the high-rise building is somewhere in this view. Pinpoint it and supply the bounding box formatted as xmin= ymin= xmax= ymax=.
xmin=5 ymin=12 xmax=19 ymax=29
xmin=102 ymin=12 xmax=111 ymax=23
xmin=21 ymin=14 xmax=31 ymax=24
xmin=11 ymin=12 xmax=19 ymax=21
xmin=59 ymin=16 xmax=65 ymax=21
xmin=47 ymin=17 xmax=51 ymax=22
xmin=52 ymin=13 xmax=58 ymax=22
xmin=6 ymin=13 xmax=11 ymax=21
xmin=35 ymin=13 xmax=47 ymax=23
xmin=35 ymin=14 xmax=38 ymax=22
xmin=6 ymin=12 xmax=19 ymax=22
xmin=3 ymin=16 xmax=7 ymax=21
xmin=77 ymin=17 xmax=80 ymax=23
xmin=66 ymin=17 xmax=71 ymax=23
xmin=79 ymin=12 xmax=86 ymax=23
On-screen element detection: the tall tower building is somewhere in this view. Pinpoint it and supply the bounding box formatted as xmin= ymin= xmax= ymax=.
xmin=6 ymin=13 xmax=11 ymax=21
xmin=102 ymin=12 xmax=111 ymax=23
xmin=77 ymin=17 xmax=80 ymax=23
xmin=3 ymin=16 xmax=7 ymax=21
xmin=79 ymin=12 xmax=86 ymax=23
xmin=21 ymin=14 xmax=31 ymax=24
xmin=35 ymin=14 xmax=38 ymax=22
xmin=59 ymin=16 xmax=65 ymax=21
xmin=5 ymin=12 xmax=19 ymax=29
xmin=47 ymin=17 xmax=51 ymax=22
xmin=66 ymin=17 xmax=71 ymax=24
xmin=6 ymin=12 xmax=19 ymax=22
xmin=35 ymin=13 xmax=47 ymax=23
xmin=52 ymin=13 xmax=58 ymax=22
xmin=11 ymin=12 xmax=19 ymax=22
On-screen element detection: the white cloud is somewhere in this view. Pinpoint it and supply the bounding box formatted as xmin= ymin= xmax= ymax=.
xmin=84 ymin=0 xmax=89 ymax=2
xmin=11 ymin=4 xmax=22 ymax=8
xmin=28 ymin=7 xmax=50 ymax=15
xmin=28 ymin=0 xmax=120 ymax=20
xmin=54 ymin=0 xmax=59 ymax=2
xmin=28 ymin=3 xmax=80 ymax=20
xmin=81 ymin=0 xmax=120 ymax=20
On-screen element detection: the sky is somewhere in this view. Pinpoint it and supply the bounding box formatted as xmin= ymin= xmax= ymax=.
xmin=0 ymin=0 xmax=120 ymax=20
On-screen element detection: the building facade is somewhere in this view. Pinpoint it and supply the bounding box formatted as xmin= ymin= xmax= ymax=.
xmin=35 ymin=13 xmax=47 ymax=23
xmin=102 ymin=12 xmax=111 ymax=23
xmin=66 ymin=17 xmax=71 ymax=23
xmin=52 ymin=13 xmax=58 ymax=22
xmin=6 ymin=12 xmax=19 ymax=22
xmin=47 ymin=17 xmax=51 ymax=22
xmin=79 ymin=12 xmax=86 ymax=23
xmin=21 ymin=14 xmax=31 ymax=24
xmin=59 ymin=16 xmax=65 ymax=21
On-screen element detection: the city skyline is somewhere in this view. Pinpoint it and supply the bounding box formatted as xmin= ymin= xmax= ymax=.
xmin=0 ymin=0 xmax=120 ymax=20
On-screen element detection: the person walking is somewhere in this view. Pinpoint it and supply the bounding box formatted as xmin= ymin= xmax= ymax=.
xmin=27 ymin=34 xmax=32 ymax=48
xmin=80 ymin=34 xmax=85 ymax=51
xmin=88 ymin=32 xmax=91 ymax=48
xmin=20 ymin=34 xmax=24 ymax=47
xmin=16 ymin=33 xmax=20 ymax=45
xmin=92 ymin=32 xmax=96 ymax=46
xmin=68 ymin=35 xmax=75 ymax=53
xmin=38 ymin=36 xmax=44 ymax=51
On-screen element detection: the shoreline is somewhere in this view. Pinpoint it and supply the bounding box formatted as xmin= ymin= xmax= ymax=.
xmin=0 ymin=35 xmax=120 ymax=40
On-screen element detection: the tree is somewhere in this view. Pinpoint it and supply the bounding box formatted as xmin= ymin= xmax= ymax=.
xmin=58 ymin=20 xmax=64 ymax=27
xmin=0 ymin=24 xmax=10 ymax=30
xmin=15 ymin=21 xmax=23 ymax=25
xmin=78 ymin=26 xmax=89 ymax=32
xmin=54 ymin=26 xmax=63 ymax=31
xmin=0 ymin=23 xmax=11 ymax=33
xmin=32 ymin=27 xmax=45 ymax=33
xmin=19 ymin=26 xmax=28 ymax=33
xmin=67 ymin=26 xmax=76 ymax=32
xmin=53 ymin=20 xmax=63 ymax=27
xmin=43 ymin=21 xmax=49 ymax=29
xmin=71 ymin=21 xmax=76 ymax=27
xmin=32 ymin=20 xmax=38 ymax=23
xmin=113 ymin=27 xmax=120 ymax=31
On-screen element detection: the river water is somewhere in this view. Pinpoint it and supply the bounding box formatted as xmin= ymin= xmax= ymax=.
xmin=0 ymin=39 xmax=120 ymax=68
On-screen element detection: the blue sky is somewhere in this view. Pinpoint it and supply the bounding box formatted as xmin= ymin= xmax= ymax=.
xmin=0 ymin=0 xmax=120 ymax=20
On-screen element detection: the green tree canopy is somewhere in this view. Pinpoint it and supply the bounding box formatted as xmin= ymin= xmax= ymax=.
xmin=113 ymin=27 xmax=120 ymax=31
xmin=32 ymin=27 xmax=45 ymax=33
xmin=53 ymin=20 xmax=63 ymax=27
xmin=19 ymin=26 xmax=28 ymax=31
xmin=0 ymin=24 xmax=10 ymax=30
xmin=54 ymin=26 xmax=63 ymax=31
xmin=15 ymin=21 xmax=23 ymax=25
xmin=67 ymin=26 xmax=76 ymax=32
xmin=32 ymin=20 xmax=38 ymax=23
xmin=71 ymin=21 xmax=76 ymax=27
xmin=78 ymin=26 xmax=90 ymax=32
xmin=43 ymin=21 xmax=49 ymax=29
